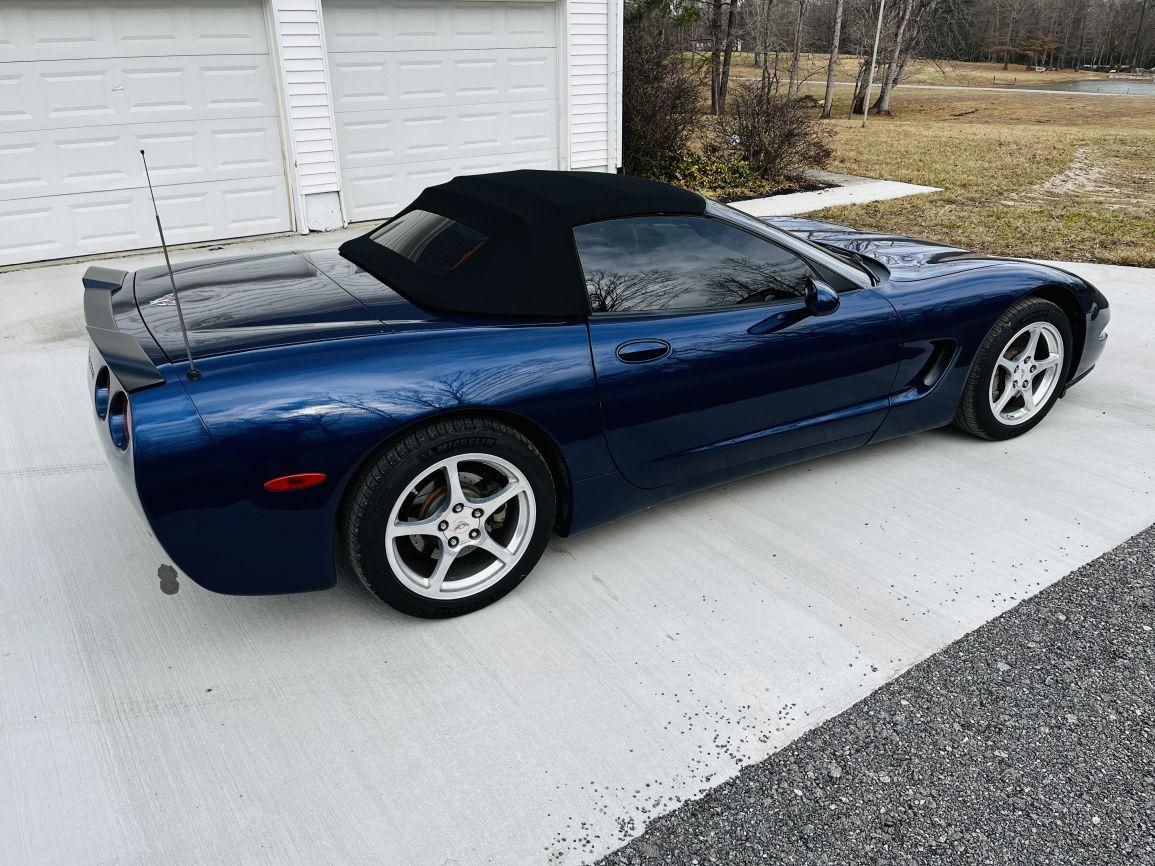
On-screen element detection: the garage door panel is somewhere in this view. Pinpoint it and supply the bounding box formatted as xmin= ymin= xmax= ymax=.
xmin=329 ymin=47 xmax=556 ymax=112
xmin=0 ymin=0 xmax=290 ymax=264
xmin=336 ymin=99 xmax=556 ymax=168
xmin=0 ymin=1 xmax=270 ymax=62
xmin=326 ymin=0 xmax=561 ymax=223
xmin=325 ymin=0 xmax=556 ymax=53
xmin=508 ymin=104 xmax=553 ymax=148
xmin=507 ymin=54 xmax=555 ymax=97
xmin=0 ymin=119 xmax=286 ymax=203
xmin=0 ymin=177 xmax=292 ymax=267
xmin=0 ymin=205 xmax=68 ymax=263
xmin=0 ymin=56 xmax=278 ymax=134
xmin=340 ymin=149 xmax=555 ymax=222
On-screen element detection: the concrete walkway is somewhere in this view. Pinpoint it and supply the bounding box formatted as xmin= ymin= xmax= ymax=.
xmin=731 ymin=170 xmax=941 ymax=217
xmin=1 ymin=243 xmax=1152 ymax=864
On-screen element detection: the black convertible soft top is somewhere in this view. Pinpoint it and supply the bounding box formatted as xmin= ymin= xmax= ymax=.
xmin=338 ymin=170 xmax=707 ymax=317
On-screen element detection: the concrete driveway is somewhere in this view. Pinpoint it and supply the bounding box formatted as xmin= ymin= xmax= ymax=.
xmin=1 ymin=241 xmax=1152 ymax=864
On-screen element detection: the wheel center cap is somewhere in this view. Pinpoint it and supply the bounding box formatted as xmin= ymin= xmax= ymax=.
xmin=443 ymin=513 xmax=481 ymax=544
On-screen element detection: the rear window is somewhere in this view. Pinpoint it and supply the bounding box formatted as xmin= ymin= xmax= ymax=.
xmin=369 ymin=209 xmax=486 ymax=274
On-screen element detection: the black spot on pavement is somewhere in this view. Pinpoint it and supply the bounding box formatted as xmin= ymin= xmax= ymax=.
xmin=158 ymin=564 xmax=179 ymax=595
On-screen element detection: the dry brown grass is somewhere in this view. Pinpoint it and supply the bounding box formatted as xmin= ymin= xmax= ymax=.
xmin=809 ymin=88 xmax=1155 ymax=267
xmin=808 ymin=84 xmax=1155 ymax=129
xmin=724 ymin=53 xmax=1112 ymax=89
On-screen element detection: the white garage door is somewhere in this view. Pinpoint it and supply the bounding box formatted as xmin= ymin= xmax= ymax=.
xmin=0 ymin=0 xmax=292 ymax=266
xmin=325 ymin=0 xmax=559 ymax=223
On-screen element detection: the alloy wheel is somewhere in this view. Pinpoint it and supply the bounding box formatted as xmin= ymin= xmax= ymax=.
xmin=384 ymin=453 xmax=536 ymax=599
xmin=988 ymin=321 xmax=1065 ymax=426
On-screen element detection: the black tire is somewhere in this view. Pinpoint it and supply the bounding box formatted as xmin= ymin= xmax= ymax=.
xmin=954 ymin=296 xmax=1073 ymax=441
xmin=344 ymin=417 xmax=555 ymax=618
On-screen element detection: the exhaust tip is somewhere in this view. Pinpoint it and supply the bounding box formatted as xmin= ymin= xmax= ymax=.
xmin=94 ymin=366 xmax=111 ymax=419
xmin=108 ymin=391 xmax=130 ymax=451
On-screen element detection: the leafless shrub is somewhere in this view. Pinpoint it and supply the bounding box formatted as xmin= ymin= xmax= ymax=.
xmin=716 ymin=82 xmax=833 ymax=181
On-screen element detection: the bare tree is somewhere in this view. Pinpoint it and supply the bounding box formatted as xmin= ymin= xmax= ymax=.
xmin=849 ymin=0 xmax=883 ymax=116
xmin=1133 ymin=0 xmax=1152 ymax=67
xmin=718 ymin=0 xmax=741 ymax=110
xmin=929 ymin=0 xmax=1154 ymax=70
xmin=875 ymin=0 xmax=915 ymax=113
xmin=998 ymin=0 xmax=1030 ymax=69
xmin=708 ymin=0 xmax=721 ymax=110
xmin=821 ymin=0 xmax=846 ymax=117
xmin=786 ymin=0 xmax=809 ymax=95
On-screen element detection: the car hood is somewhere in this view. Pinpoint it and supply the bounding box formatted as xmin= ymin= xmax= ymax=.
xmin=762 ymin=217 xmax=977 ymax=272
xmin=134 ymin=250 xmax=428 ymax=360
xmin=764 ymin=218 xmax=1096 ymax=298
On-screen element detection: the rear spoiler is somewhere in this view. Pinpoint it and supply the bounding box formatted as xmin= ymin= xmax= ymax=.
xmin=83 ymin=265 xmax=165 ymax=392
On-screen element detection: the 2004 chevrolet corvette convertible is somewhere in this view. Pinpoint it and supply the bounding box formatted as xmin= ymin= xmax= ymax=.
xmin=85 ymin=170 xmax=1110 ymax=617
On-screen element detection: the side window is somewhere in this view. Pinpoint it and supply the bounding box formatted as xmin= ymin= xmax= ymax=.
xmin=574 ymin=215 xmax=813 ymax=314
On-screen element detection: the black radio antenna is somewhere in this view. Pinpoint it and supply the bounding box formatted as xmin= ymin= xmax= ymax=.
xmin=140 ymin=150 xmax=201 ymax=381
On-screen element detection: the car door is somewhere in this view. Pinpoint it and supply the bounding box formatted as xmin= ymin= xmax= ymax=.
xmin=578 ymin=212 xmax=902 ymax=489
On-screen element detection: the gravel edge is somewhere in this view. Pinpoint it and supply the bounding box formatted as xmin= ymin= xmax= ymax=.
xmin=600 ymin=523 xmax=1155 ymax=865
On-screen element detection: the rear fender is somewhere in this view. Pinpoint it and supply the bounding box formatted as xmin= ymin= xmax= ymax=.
xmin=129 ymin=375 xmax=335 ymax=594
xmin=168 ymin=321 xmax=608 ymax=593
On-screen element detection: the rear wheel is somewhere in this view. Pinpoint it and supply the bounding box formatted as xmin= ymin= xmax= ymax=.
xmin=344 ymin=417 xmax=555 ymax=617
xmin=954 ymin=297 xmax=1072 ymax=440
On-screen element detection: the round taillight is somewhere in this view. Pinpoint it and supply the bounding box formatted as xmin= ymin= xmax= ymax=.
xmin=108 ymin=391 xmax=130 ymax=450
xmin=94 ymin=366 xmax=111 ymax=419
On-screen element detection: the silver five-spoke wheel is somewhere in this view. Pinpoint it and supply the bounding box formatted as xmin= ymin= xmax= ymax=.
xmin=385 ymin=453 xmax=536 ymax=599
xmin=988 ymin=321 xmax=1065 ymax=427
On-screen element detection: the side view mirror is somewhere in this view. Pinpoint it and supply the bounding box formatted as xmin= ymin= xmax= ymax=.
xmin=805 ymin=278 xmax=840 ymax=317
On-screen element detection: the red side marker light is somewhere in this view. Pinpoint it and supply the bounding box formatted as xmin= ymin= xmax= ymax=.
xmin=264 ymin=472 xmax=327 ymax=493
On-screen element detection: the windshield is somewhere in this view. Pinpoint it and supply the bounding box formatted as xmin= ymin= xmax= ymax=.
xmin=707 ymin=201 xmax=874 ymax=289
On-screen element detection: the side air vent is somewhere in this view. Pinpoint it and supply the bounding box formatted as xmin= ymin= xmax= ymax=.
xmin=915 ymin=339 xmax=957 ymax=392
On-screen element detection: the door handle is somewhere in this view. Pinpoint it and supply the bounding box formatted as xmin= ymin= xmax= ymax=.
xmin=615 ymin=338 xmax=671 ymax=364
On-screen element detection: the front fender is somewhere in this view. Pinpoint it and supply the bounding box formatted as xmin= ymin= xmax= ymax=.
xmin=872 ymin=258 xmax=1100 ymax=442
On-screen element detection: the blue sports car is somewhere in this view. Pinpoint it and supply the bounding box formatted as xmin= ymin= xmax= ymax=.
xmin=84 ymin=170 xmax=1110 ymax=617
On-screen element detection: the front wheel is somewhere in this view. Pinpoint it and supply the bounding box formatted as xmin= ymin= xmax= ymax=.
xmin=954 ymin=296 xmax=1073 ymax=440
xmin=344 ymin=417 xmax=555 ymax=617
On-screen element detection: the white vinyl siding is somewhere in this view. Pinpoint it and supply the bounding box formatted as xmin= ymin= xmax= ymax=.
xmin=272 ymin=0 xmax=341 ymax=196
xmin=568 ymin=0 xmax=611 ymax=170
xmin=0 ymin=0 xmax=292 ymax=266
